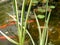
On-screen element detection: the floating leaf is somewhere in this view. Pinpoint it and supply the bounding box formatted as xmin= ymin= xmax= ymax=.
xmin=37 ymin=15 xmax=45 ymax=19
xmin=49 ymin=5 xmax=55 ymax=9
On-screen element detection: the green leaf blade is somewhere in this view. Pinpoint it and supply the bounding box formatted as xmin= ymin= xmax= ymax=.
xmin=37 ymin=15 xmax=45 ymax=19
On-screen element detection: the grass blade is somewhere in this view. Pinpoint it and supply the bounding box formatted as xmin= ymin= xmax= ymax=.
xmin=0 ymin=31 xmax=18 ymax=44
xmin=22 ymin=0 xmax=33 ymax=45
xmin=7 ymin=14 xmax=35 ymax=45
xmin=13 ymin=0 xmax=21 ymax=45
xmin=34 ymin=11 xmax=41 ymax=45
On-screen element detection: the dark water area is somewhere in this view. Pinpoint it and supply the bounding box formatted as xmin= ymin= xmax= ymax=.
xmin=27 ymin=2 xmax=60 ymax=45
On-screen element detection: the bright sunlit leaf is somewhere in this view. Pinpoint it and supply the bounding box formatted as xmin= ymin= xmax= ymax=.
xmin=37 ymin=15 xmax=45 ymax=19
xmin=49 ymin=5 xmax=55 ymax=9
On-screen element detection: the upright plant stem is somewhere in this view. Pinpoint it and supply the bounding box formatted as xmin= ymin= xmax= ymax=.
xmin=8 ymin=14 xmax=35 ymax=45
xmin=13 ymin=0 xmax=35 ymax=45
xmin=45 ymin=0 xmax=49 ymax=21
xmin=22 ymin=0 xmax=34 ymax=45
xmin=45 ymin=31 xmax=48 ymax=45
xmin=20 ymin=0 xmax=25 ymax=45
xmin=23 ymin=0 xmax=32 ymax=39
xmin=40 ymin=0 xmax=52 ymax=45
xmin=22 ymin=0 xmax=35 ymax=45
xmin=34 ymin=11 xmax=41 ymax=45
xmin=13 ymin=0 xmax=20 ymax=45
xmin=14 ymin=0 xmax=23 ymax=45
xmin=40 ymin=11 xmax=51 ymax=45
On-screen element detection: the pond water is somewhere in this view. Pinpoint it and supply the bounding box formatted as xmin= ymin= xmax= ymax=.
xmin=0 ymin=0 xmax=60 ymax=45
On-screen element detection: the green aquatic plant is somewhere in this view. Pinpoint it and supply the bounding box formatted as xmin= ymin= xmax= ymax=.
xmin=0 ymin=0 xmax=55 ymax=45
xmin=0 ymin=0 xmax=35 ymax=45
xmin=37 ymin=14 xmax=45 ymax=19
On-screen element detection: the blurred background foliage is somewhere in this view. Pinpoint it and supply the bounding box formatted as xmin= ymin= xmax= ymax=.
xmin=0 ymin=0 xmax=60 ymax=25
